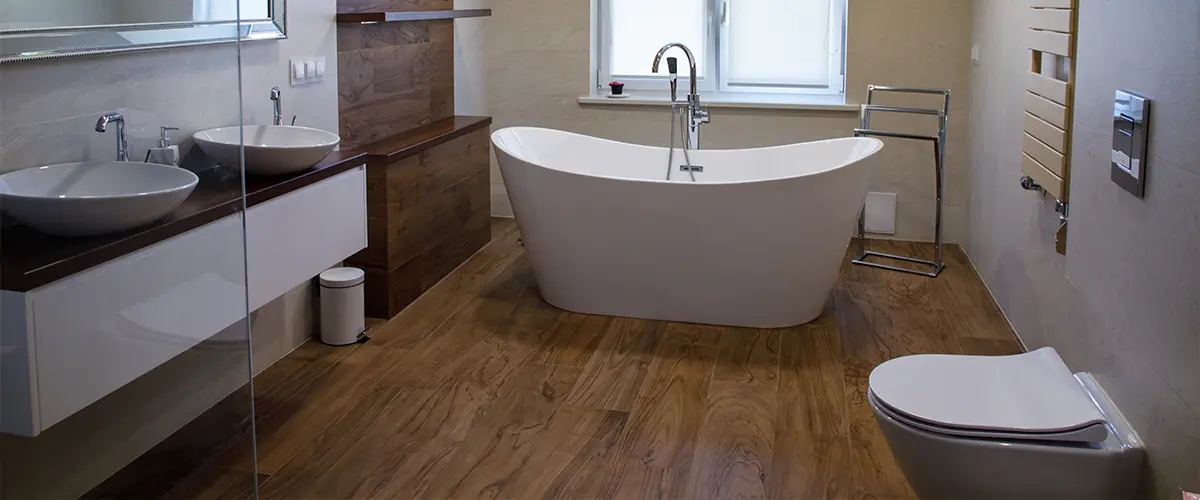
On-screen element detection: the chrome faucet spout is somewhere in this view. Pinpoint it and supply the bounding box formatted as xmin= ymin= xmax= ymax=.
xmin=270 ymin=86 xmax=283 ymax=126
xmin=651 ymin=43 xmax=698 ymax=99
xmin=95 ymin=112 xmax=129 ymax=162
xmin=651 ymin=42 xmax=709 ymax=149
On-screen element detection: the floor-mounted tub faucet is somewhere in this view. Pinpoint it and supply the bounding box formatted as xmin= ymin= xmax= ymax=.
xmin=652 ymin=42 xmax=709 ymax=148
xmin=95 ymin=112 xmax=128 ymax=162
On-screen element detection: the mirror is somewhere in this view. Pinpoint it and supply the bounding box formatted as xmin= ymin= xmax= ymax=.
xmin=0 ymin=0 xmax=286 ymax=63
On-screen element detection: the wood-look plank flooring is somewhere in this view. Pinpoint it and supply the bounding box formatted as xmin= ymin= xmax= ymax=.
xmin=167 ymin=219 xmax=1021 ymax=500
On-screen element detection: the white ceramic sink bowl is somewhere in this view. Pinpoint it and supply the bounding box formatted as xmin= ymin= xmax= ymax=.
xmin=0 ymin=161 xmax=199 ymax=237
xmin=193 ymin=125 xmax=341 ymax=176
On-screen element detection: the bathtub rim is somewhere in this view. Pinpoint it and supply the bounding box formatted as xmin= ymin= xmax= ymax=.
xmin=491 ymin=126 xmax=884 ymax=187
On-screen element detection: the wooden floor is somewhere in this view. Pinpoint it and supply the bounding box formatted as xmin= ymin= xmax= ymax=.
xmin=165 ymin=218 xmax=1021 ymax=500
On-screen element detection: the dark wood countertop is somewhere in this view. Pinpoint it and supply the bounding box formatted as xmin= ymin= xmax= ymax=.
xmin=1 ymin=150 xmax=368 ymax=292
xmin=361 ymin=115 xmax=492 ymax=164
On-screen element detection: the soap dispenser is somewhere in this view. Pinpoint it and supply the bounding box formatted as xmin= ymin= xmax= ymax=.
xmin=147 ymin=126 xmax=181 ymax=166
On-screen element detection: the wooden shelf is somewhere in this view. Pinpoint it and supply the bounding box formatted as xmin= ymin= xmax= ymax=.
xmin=358 ymin=115 xmax=492 ymax=163
xmin=336 ymin=9 xmax=491 ymax=23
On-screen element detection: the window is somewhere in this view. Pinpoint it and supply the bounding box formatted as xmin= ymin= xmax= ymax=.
xmin=596 ymin=0 xmax=846 ymax=96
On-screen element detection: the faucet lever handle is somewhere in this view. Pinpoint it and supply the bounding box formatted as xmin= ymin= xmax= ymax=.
xmin=667 ymin=57 xmax=678 ymax=75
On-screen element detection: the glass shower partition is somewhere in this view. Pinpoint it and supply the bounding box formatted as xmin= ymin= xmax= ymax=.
xmin=0 ymin=2 xmax=262 ymax=497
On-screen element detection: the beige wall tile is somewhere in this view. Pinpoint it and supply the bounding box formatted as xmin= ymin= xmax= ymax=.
xmin=966 ymin=0 xmax=1200 ymax=495
xmin=1098 ymin=350 xmax=1200 ymax=496
xmin=488 ymin=0 xmax=589 ymax=53
xmin=490 ymin=181 xmax=513 ymax=217
xmin=0 ymin=0 xmax=340 ymax=173
xmin=1069 ymin=0 xmax=1200 ymax=177
xmin=483 ymin=0 xmax=975 ymax=243
xmin=1065 ymin=125 xmax=1200 ymax=412
xmin=454 ymin=0 xmax=491 ymax=116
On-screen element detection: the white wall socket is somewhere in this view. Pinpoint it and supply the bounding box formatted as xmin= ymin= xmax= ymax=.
xmin=289 ymin=56 xmax=327 ymax=86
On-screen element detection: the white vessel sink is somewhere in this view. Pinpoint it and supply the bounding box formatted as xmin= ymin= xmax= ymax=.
xmin=193 ymin=125 xmax=341 ymax=176
xmin=0 ymin=161 xmax=199 ymax=237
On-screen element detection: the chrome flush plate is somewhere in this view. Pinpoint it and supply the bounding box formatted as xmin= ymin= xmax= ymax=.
xmin=1111 ymin=90 xmax=1151 ymax=197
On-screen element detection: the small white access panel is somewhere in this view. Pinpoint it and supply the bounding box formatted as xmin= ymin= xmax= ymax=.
xmin=864 ymin=192 xmax=897 ymax=235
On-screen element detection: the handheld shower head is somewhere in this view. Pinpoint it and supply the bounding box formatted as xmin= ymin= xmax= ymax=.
xmin=651 ymin=43 xmax=698 ymax=99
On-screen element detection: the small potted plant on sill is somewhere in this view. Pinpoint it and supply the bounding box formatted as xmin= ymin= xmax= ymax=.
xmin=608 ymin=81 xmax=626 ymax=96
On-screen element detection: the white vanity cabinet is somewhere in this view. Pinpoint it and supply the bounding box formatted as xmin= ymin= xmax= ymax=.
xmin=0 ymin=165 xmax=367 ymax=437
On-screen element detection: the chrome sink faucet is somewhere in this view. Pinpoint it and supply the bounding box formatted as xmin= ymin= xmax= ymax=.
xmin=95 ymin=112 xmax=129 ymax=161
xmin=652 ymin=42 xmax=710 ymax=147
xmin=270 ymin=86 xmax=283 ymax=126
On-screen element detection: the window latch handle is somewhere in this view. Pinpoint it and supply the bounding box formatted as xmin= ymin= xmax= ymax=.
xmin=721 ymin=1 xmax=729 ymax=26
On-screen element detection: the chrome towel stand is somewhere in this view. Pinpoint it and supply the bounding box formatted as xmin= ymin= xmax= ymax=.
xmin=852 ymin=85 xmax=951 ymax=278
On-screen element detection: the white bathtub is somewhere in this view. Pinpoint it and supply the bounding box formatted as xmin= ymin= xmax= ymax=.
xmin=492 ymin=127 xmax=884 ymax=328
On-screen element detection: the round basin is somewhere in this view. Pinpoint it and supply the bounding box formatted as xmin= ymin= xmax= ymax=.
xmin=193 ymin=125 xmax=341 ymax=176
xmin=0 ymin=161 xmax=199 ymax=237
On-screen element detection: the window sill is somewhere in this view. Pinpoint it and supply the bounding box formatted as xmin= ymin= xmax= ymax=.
xmin=577 ymin=92 xmax=860 ymax=112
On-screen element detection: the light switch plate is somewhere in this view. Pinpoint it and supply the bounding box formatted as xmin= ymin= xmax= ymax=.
xmin=864 ymin=192 xmax=897 ymax=235
xmin=289 ymin=56 xmax=327 ymax=86
xmin=971 ymin=45 xmax=981 ymax=66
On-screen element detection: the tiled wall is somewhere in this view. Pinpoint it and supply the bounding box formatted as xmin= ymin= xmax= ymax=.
xmin=966 ymin=1 xmax=1200 ymax=495
xmin=0 ymin=0 xmax=339 ymax=173
xmin=481 ymin=0 xmax=975 ymax=244
xmin=0 ymin=0 xmax=340 ymax=497
xmin=453 ymin=0 xmax=488 ymax=116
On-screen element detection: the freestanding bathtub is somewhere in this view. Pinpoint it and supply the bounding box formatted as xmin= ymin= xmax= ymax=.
xmin=492 ymin=127 xmax=885 ymax=328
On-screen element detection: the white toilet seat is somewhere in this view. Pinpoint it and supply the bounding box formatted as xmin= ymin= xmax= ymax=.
xmin=869 ymin=347 xmax=1109 ymax=443
xmin=870 ymin=390 xmax=1110 ymax=443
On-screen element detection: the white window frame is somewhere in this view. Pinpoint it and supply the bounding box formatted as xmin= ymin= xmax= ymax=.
xmin=595 ymin=0 xmax=719 ymax=93
xmin=595 ymin=0 xmax=846 ymax=96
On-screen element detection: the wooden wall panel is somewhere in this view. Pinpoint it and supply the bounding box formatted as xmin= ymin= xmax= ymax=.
xmin=336 ymin=21 xmax=429 ymax=51
xmin=337 ymin=19 xmax=454 ymax=149
xmin=347 ymin=127 xmax=492 ymax=318
xmin=386 ymin=170 xmax=488 ymax=271
xmin=385 ymin=127 xmax=489 ymax=214
xmin=337 ymin=0 xmax=485 ymax=316
xmin=340 ymin=87 xmax=433 ymax=150
xmin=354 ymin=216 xmax=389 ymax=268
xmin=384 ymin=174 xmax=491 ymax=312
xmin=337 ymin=0 xmax=452 ymax=14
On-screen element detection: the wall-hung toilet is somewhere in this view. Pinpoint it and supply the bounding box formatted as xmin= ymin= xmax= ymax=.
xmin=868 ymin=347 xmax=1144 ymax=499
